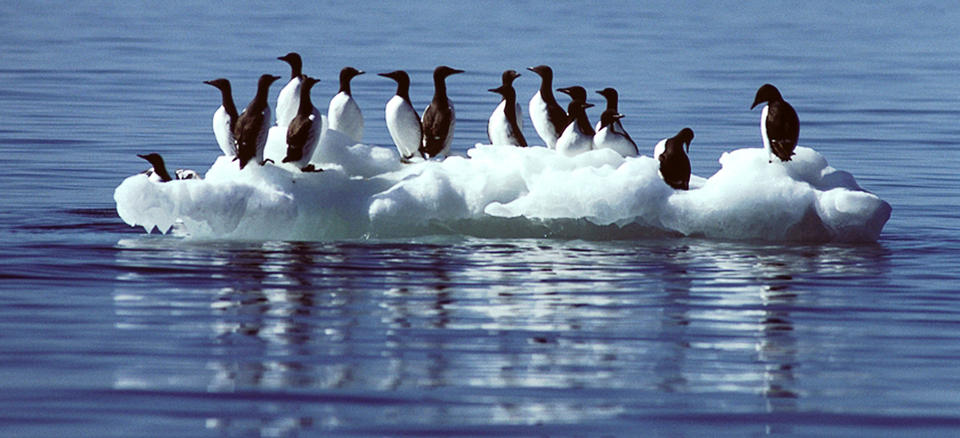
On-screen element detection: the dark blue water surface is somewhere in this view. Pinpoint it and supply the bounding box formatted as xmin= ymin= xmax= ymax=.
xmin=2 ymin=1 xmax=960 ymax=436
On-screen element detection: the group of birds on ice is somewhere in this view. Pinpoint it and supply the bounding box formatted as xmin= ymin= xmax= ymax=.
xmin=139 ymin=52 xmax=800 ymax=192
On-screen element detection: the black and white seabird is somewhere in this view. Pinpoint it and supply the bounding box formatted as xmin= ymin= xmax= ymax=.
xmin=282 ymin=76 xmax=323 ymax=171
xmin=751 ymin=83 xmax=799 ymax=163
xmin=203 ymin=78 xmax=239 ymax=158
xmin=527 ymin=65 xmax=567 ymax=149
xmin=593 ymin=88 xmax=638 ymax=157
xmin=138 ymin=153 xmax=200 ymax=182
xmin=328 ymin=66 xmax=365 ymax=143
xmin=657 ymin=128 xmax=695 ymax=190
xmin=379 ymin=70 xmax=423 ymax=162
xmin=420 ymin=65 xmax=464 ymax=159
xmin=494 ymin=69 xmax=523 ymax=131
xmin=555 ymin=86 xmax=594 ymax=156
xmin=487 ymin=70 xmax=527 ymax=147
xmin=276 ymin=52 xmax=304 ymax=127
xmin=234 ymin=74 xmax=281 ymax=169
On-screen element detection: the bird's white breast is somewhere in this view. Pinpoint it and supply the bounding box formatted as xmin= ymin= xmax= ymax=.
xmin=594 ymin=126 xmax=638 ymax=157
xmin=653 ymin=138 xmax=667 ymax=162
xmin=487 ymin=103 xmax=514 ymax=146
xmin=556 ymin=122 xmax=593 ymax=157
xmin=211 ymin=106 xmax=236 ymax=157
xmin=494 ymin=99 xmax=523 ymax=132
xmin=385 ymin=96 xmax=421 ymax=159
xmin=275 ymin=77 xmax=301 ymax=127
xmin=760 ymin=104 xmax=772 ymax=161
xmin=327 ymin=92 xmax=364 ymax=143
xmin=528 ymin=91 xmax=557 ymax=148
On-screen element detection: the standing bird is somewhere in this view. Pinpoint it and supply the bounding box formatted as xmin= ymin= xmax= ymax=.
xmin=276 ymin=52 xmax=304 ymax=127
xmin=557 ymin=85 xmax=589 ymax=126
xmin=234 ymin=74 xmax=281 ymax=169
xmin=555 ymin=86 xmax=594 ymax=157
xmin=138 ymin=153 xmax=199 ymax=182
xmin=494 ymin=69 xmax=523 ymax=132
xmin=328 ymin=66 xmax=365 ymax=143
xmin=283 ymin=76 xmax=323 ymax=171
xmin=751 ymin=83 xmax=799 ymax=163
xmin=487 ymin=70 xmax=527 ymax=146
xmin=420 ymin=65 xmax=464 ymax=159
xmin=593 ymin=87 xmax=637 ymax=157
xmin=203 ymin=78 xmax=239 ymax=157
xmin=527 ymin=65 xmax=567 ymax=148
xmin=596 ymin=87 xmax=640 ymax=152
xmin=379 ymin=70 xmax=422 ymax=162
xmin=594 ymin=88 xmax=624 ymax=132
xmin=657 ymin=128 xmax=695 ymax=190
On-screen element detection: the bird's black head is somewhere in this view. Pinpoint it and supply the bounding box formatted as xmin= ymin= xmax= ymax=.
xmin=751 ymin=83 xmax=784 ymax=109
xmin=527 ymin=65 xmax=553 ymax=79
xmin=302 ymin=75 xmax=320 ymax=90
xmin=501 ymin=69 xmax=521 ymax=85
xmin=675 ymin=127 xmax=695 ymax=153
xmin=340 ymin=66 xmax=364 ymax=83
xmin=203 ymin=78 xmax=231 ymax=91
xmin=595 ymin=87 xmax=618 ymax=100
xmin=556 ymin=86 xmax=587 ymax=103
xmin=137 ymin=153 xmax=164 ymax=167
xmin=487 ymin=84 xmax=508 ymax=96
xmin=258 ymin=74 xmax=282 ymax=87
xmin=434 ymin=65 xmax=464 ymax=79
xmin=278 ymin=52 xmax=302 ymax=67
xmin=378 ymin=70 xmax=409 ymax=84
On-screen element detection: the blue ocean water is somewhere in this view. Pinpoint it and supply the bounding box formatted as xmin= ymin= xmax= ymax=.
xmin=2 ymin=1 xmax=960 ymax=436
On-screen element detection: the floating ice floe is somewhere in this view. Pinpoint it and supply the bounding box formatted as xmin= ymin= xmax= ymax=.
xmin=114 ymin=127 xmax=891 ymax=243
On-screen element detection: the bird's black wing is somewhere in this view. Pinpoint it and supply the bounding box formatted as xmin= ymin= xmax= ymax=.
xmin=547 ymin=103 xmax=568 ymax=137
xmin=420 ymin=103 xmax=452 ymax=158
xmin=659 ymin=149 xmax=691 ymax=191
xmin=234 ymin=111 xmax=265 ymax=168
xmin=283 ymin=115 xmax=313 ymax=162
xmin=766 ymin=101 xmax=799 ymax=161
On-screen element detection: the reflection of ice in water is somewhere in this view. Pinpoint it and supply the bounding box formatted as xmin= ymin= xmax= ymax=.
xmin=111 ymin=237 xmax=889 ymax=435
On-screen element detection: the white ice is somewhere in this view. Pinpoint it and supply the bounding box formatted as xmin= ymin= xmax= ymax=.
xmin=114 ymin=128 xmax=891 ymax=243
